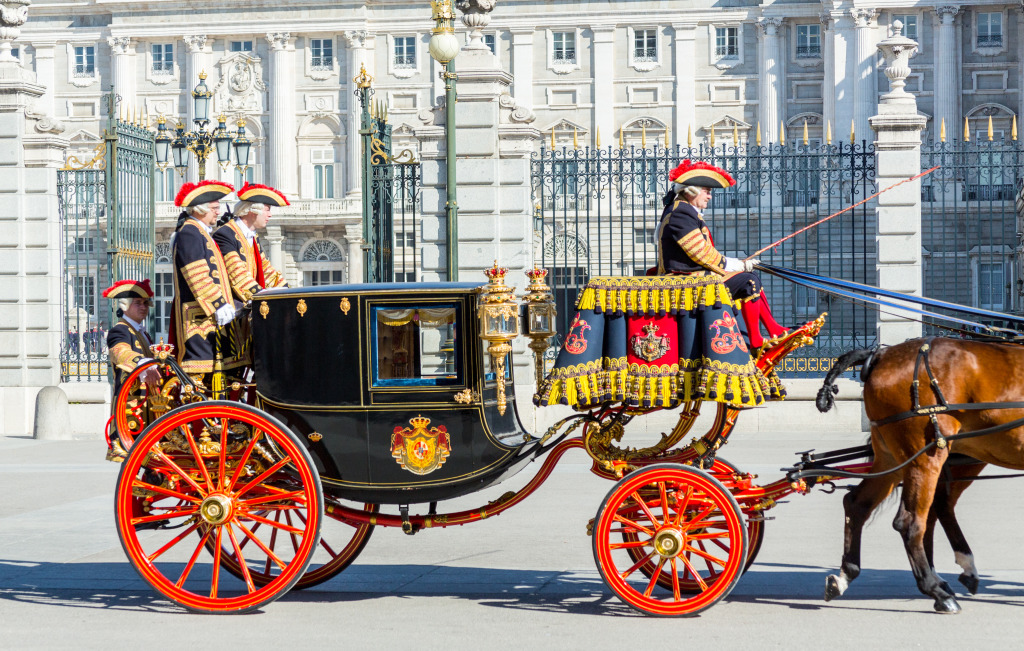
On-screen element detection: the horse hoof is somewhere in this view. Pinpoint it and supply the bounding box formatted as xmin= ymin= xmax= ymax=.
xmin=824 ymin=575 xmax=843 ymax=602
xmin=933 ymin=595 xmax=962 ymax=614
xmin=958 ymin=573 xmax=979 ymax=595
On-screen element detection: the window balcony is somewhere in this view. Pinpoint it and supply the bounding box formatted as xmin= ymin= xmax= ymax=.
xmin=715 ymin=45 xmax=739 ymax=58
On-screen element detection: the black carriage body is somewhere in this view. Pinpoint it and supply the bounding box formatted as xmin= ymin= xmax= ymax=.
xmin=251 ymin=282 xmax=536 ymax=504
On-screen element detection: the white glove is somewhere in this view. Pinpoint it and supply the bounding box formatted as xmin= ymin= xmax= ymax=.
xmin=723 ymin=257 xmax=744 ymax=273
xmin=743 ymin=258 xmax=760 ymax=273
xmin=215 ymin=303 xmax=236 ymax=326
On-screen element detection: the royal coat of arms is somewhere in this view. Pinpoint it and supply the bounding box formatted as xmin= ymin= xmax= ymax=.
xmin=390 ymin=415 xmax=452 ymax=475
xmin=629 ymin=323 xmax=671 ymax=362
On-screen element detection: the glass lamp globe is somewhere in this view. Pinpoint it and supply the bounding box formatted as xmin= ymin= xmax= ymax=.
xmin=429 ymin=32 xmax=460 ymax=64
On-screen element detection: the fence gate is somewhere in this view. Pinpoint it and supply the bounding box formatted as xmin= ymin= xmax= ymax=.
xmin=532 ymin=141 xmax=878 ymax=378
xmin=58 ymin=92 xmax=155 ymax=382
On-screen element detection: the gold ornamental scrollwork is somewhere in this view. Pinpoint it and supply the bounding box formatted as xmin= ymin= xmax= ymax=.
xmin=370 ymin=136 xmax=390 ymax=165
xmin=391 ymin=148 xmax=419 ymax=165
xmin=340 ymin=297 xmax=351 ymax=315
xmin=62 ymin=142 xmax=107 ymax=171
xmin=296 ymin=299 xmax=307 ymax=317
xmin=259 ymin=301 xmax=269 ymax=319
xmin=454 ymin=389 xmax=480 ymax=404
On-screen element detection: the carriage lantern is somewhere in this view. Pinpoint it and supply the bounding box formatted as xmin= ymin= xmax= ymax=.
xmin=521 ymin=267 xmax=556 ymax=388
xmin=478 ymin=262 xmax=519 ymax=415
xmin=154 ymin=117 xmax=172 ymax=170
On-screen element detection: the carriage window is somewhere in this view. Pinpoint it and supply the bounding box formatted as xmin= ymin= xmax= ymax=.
xmin=372 ymin=305 xmax=460 ymax=387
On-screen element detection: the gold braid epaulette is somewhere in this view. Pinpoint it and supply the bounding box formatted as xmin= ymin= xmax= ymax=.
xmin=575 ymin=275 xmax=734 ymax=315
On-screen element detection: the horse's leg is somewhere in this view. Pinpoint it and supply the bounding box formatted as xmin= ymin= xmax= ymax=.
xmin=935 ymin=462 xmax=986 ymax=595
xmin=892 ymin=452 xmax=961 ymax=613
xmin=824 ymin=474 xmax=899 ymax=601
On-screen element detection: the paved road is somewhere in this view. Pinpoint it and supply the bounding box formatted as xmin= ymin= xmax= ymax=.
xmin=2 ymin=429 xmax=1023 ymax=649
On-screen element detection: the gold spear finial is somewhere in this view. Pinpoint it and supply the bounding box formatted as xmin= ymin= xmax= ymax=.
xmin=850 ymin=119 xmax=855 ymax=144
xmin=987 ymin=115 xmax=994 ymax=141
xmin=550 ymin=128 xmax=555 ymax=149
xmin=940 ymin=117 xmax=946 ymax=143
xmin=573 ymin=126 xmax=578 ymax=149
xmin=1013 ymin=115 xmax=1018 ymax=141
xmin=709 ymin=127 xmax=715 ymax=148
xmin=687 ymin=124 xmax=693 ymax=148
xmin=964 ymin=116 xmax=970 ymax=142
xmin=618 ymin=128 xmax=624 ymax=149
xmin=732 ymin=123 xmax=739 ymax=148
xmin=641 ymin=123 xmax=646 ymax=148
xmin=803 ymin=119 xmax=809 ymax=146
xmin=665 ymin=126 xmax=670 ymax=148
xmin=596 ymin=126 xmax=601 ymax=148
xmin=826 ymin=120 xmax=832 ymax=145
xmin=780 ymin=122 xmax=785 ymax=146
xmin=756 ymin=122 xmax=762 ymax=147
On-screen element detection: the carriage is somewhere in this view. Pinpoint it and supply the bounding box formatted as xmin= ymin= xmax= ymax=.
xmin=109 ymin=264 xmax=850 ymax=615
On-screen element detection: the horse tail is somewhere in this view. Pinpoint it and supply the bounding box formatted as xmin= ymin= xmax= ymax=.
xmin=816 ymin=347 xmax=877 ymax=413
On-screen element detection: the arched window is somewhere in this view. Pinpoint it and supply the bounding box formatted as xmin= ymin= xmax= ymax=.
xmin=299 ymin=238 xmax=346 ymax=286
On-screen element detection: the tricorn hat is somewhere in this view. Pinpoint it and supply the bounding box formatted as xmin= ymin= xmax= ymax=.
xmin=668 ymin=160 xmax=736 ymax=189
xmin=102 ymin=279 xmax=154 ymax=301
xmin=237 ymin=182 xmax=290 ymax=207
xmin=174 ymin=180 xmax=235 ymax=207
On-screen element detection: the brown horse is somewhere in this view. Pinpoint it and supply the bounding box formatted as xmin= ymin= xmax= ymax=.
xmin=815 ymin=337 xmax=1024 ymax=613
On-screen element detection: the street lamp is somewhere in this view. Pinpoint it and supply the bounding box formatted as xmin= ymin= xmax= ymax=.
xmin=429 ymin=0 xmax=460 ymax=281
xmin=154 ymin=71 xmax=251 ymax=179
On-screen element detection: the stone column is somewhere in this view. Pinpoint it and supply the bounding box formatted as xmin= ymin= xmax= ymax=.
xmin=852 ymin=9 xmax=879 ymax=144
xmin=265 ymin=224 xmax=285 ymax=279
xmin=820 ymin=14 xmax=836 ymax=137
xmin=107 ymin=36 xmax=135 ymax=107
xmin=343 ymin=30 xmax=370 ymax=197
xmin=266 ymin=33 xmax=297 ymax=196
xmin=183 ymin=35 xmax=209 ymax=181
xmin=344 ymin=223 xmax=363 ymax=283
xmin=509 ymin=28 xmax=534 ymax=108
xmin=591 ymin=25 xmax=615 ymax=148
xmin=31 ymin=41 xmax=55 ymax=118
xmin=933 ymin=7 xmax=959 ymax=141
xmin=756 ymin=17 xmax=783 ymax=143
xmin=870 ymin=24 xmax=926 ymax=344
xmin=832 ymin=12 xmax=855 ymax=141
xmin=672 ymin=22 xmax=697 ymax=144
xmin=0 ymin=30 xmax=70 ymax=435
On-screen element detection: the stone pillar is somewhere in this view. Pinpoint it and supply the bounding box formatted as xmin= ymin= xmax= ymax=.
xmin=870 ymin=23 xmax=926 ymax=345
xmin=757 ymin=17 xmax=783 ymax=143
xmin=591 ymin=25 xmax=614 ymax=148
xmin=344 ymin=223 xmax=363 ymax=283
xmin=0 ymin=43 xmax=70 ymax=435
xmin=820 ymin=14 xmax=836 ymax=137
xmin=107 ymin=36 xmax=135 ymax=107
xmin=672 ymin=22 xmax=696 ymax=144
xmin=31 ymin=41 xmax=55 ymax=117
xmin=265 ymin=224 xmax=285 ymax=277
xmin=183 ymin=35 xmax=209 ymax=181
xmin=509 ymin=28 xmax=534 ymax=108
xmin=933 ymin=7 xmax=960 ymax=141
xmin=343 ymin=30 xmax=370 ymax=197
xmin=833 ymin=11 xmax=855 ymax=141
xmin=852 ymin=9 xmax=879 ymax=144
xmin=266 ymin=33 xmax=297 ymax=196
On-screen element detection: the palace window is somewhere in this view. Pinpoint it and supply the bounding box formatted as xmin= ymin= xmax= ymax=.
xmin=796 ymin=24 xmax=821 ymax=58
xmin=234 ymin=166 xmax=254 ymax=189
xmin=633 ymin=29 xmax=657 ymax=62
xmin=633 ymin=228 xmax=656 ymax=245
xmin=552 ymin=31 xmax=576 ymax=63
xmin=892 ymin=14 xmax=918 ymax=41
xmin=484 ymin=34 xmax=496 ymax=54
xmin=715 ymin=27 xmax=738 ymax=58
xmin=977 ymin=12 xmax=1002 ymax=47
xmin=151 ymin=43 xmax=173 ymax=74
xmin=311 ymin=38 xmax=333 ymax=70
xmin=74 ymin=236 xmax=96 ymax=254
xmin=154 ymin=168 xmax=177 ymax=202
xmin=74 ymin=46 xmax=95 ymax=77
xmin=153 ymin=271 xmax=173 ymax=341
xmin=74 ymin=276 xmax=96 ymax=316
xmin=230 ymin=40 xmax=254 ymax=53
xmin=312 ymin=148 xmax=335 ymax=199
xmin=394 ymin=36 xmax=416 ymax=68
xmin=978 ymin=262 xmax=1007 ymax=311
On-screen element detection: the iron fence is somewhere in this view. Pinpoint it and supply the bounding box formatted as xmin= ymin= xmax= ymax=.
xmin=532 ymin=141 xmax=878 ymax=377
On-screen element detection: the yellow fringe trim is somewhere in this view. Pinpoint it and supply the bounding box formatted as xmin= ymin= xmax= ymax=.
xmin=575 ymin=275 xmax=735 ymax=315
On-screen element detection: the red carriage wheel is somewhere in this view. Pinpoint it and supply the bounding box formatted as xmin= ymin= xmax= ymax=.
xmin=622 ymin=458 xmax=764 ymax=589
xmin=210 ymin=500 xmax=377 ymax=589
xmin=113 ymin=360 xmax=182 ymax=448
xmin=115 ymin=401 xmax=323 ymax=613
xmin=593 ymin=463 xmax=747 ymax=616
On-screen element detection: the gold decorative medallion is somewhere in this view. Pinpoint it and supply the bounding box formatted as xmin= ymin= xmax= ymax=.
xmin=454 ymin=389 xmax=479 ymax=404
xmin=308 ymin=432 xmax=323 ymax=442
xmin=629 ymin=323 xmax=671 ymax=362
xmin=259 ymin=301 xmax=269 ymax=319
xmin=390 ymin=415 xmax=451 ymax=475
xmin=340 ymin=297 xmax=351 ymax=315
xmin=296 ymin=299 xmax=307 ymax=317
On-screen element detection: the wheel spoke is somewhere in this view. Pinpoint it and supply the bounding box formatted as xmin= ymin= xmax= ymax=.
xmin=226 ymin=428 xmax=263 ymax=492
xmin=240 ymin=490 xmax=307 ymax=508
xmin=226 ymin=523 xmax=256 ymax=593
xmin=609 ymin=539 xmax=651 ymax=550
xmin=184 ymin=425 xmax=215 ymax=492
xmin=131 ymin=505 xmax=197 ymax=526
xmin=176 ymin=527 xmax=213 ymax=588
xmin=658 ymin=482 xmax=670 ymax=526
xmin=631 ymin=490 xmax=659 ymax=526
xmin=698 ymin=539 xmax=716 ymax=575
xmin=218 ymin=417 xmax=229 ymax=490
xmin=210 ymin=526 xmax=223 ymax=598
xmin=612 ymin=514 xmax=655 ymax=537
xmin=235 ymin=520 xmax=288 ymax=571
xmin=620 ymin=550 xmax=656 ymax=579
xmin=679 ymin=553 xmax=709 ymax=592
xmin=152 ymin=449 xmax=206 ymax=496
xmin=247 ymin=511 xmax=305 ymax=536
xmin=671 ymin=558 xmax=681 ymax=602
xmin=643 ymin=557 xmax=667 ymax=597
xmin=682 ymin=503 xmax=717 ymax=531
xmin=132 ymin=479 xmax=202 ymax=504
xmin=673 ymin=485 xmax=693 ymax=526
xmin=284 ymin=510 xmax=300 ymax=553
xmin=147 ymin=522 xmax=201 ymax=562
xmin=685 ymin=543 xmax=727 ymax=568
xmin=233 ymin=457 xmax=293 ymax=500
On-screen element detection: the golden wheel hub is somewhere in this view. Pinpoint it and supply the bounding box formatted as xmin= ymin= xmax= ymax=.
xmin=652 ymin=528 xmax=685 ymax=558
xmin=199 ymin=494 xmax=234 ymax=525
